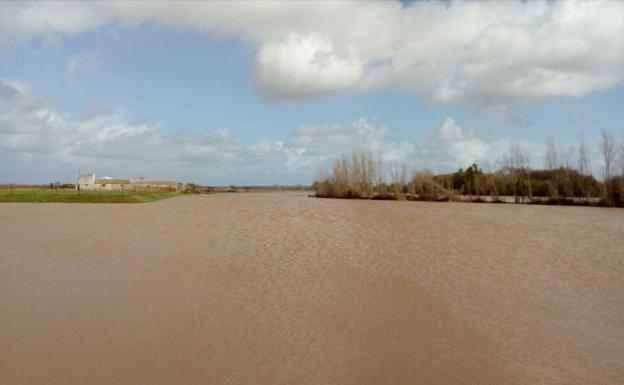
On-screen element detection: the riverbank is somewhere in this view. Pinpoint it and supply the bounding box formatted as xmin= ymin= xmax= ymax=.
xmin=314 ymin=191 xmax=614 ymax=207
xmin=0 ymin=188 xmax=177 ymax=203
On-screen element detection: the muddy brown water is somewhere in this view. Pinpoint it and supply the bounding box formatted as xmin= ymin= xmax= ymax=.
xmin=1 ymin=192 xmax=623 ymax=385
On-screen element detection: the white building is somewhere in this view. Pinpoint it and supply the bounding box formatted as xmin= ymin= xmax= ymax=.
xmin=77 ymin=174 xmax=179 ymax=192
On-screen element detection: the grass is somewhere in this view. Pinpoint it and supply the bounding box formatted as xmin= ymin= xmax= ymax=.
xmin=0 ymin=189 xmax=177 ymax=203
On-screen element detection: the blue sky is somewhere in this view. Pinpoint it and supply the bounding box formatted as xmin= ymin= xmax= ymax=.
xmin=0 ymin=27 xmax=493 ymax=144
xmin=1 ymin=1 xmax=623 ymax=184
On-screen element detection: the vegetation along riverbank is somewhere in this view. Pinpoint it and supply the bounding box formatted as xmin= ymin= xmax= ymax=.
xmin=313 ymin=149 xmax=624 ymax=207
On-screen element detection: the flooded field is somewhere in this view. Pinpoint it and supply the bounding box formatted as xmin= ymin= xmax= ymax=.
xmin=1 ymin=192 xmax=623 ymax=385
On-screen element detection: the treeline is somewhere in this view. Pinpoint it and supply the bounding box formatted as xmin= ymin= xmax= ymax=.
xmin=313 ymin=155 xmax=604 ymax=203
xmin=437 ymin=164 xmax=604 ymax=199
xmin=313 ymin=130 xmax=624 ymax=207
xmin=183 ymin=183 xmax=310 ymax=194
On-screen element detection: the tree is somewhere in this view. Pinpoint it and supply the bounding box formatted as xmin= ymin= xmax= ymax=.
xmin=544 ymin=137 xmax=558 ymax=170
xmin=351 ymin=152 xmax=376 ymax=197
xmin=506 ymin=142 xmax=532 ymax=203
xmin=313 ymin=152 xmax=380 ymax=198
xmin=461 ymin=163 xmax=482 ymax=195
xmin=185 ymin=183 xmax=199 ymax=193
xmin=599 ymin=129 xmax=616 ymax=181
xmin=543 ymin=137 xmax=561 ymax=198
xmin=560 ymin=146 xmax=574 ymax=169
xmin=578 ymin=138 xmax=590 ymax=176
xmin=389 ymin=161 xmax=407 ymax=198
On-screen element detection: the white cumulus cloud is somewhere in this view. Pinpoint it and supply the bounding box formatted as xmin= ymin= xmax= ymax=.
xmin=0 ymin=78 xmax=613 ymax=184
xmin=0 ymin=1 xmax=623 ymax=106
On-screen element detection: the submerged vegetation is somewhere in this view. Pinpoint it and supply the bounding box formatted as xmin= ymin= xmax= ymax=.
xmin=0 ymin=187 xmax=177 ymax=203
xmin=313 ymin=135 xmax=624 ymax=208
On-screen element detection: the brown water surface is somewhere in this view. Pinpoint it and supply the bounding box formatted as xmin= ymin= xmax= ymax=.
xmin=1 ymin=193 xmax=623 ymax=385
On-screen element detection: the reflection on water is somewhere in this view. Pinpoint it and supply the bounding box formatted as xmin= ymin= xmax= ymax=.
xmin=1 ymin=193 xmax=623 ymax=385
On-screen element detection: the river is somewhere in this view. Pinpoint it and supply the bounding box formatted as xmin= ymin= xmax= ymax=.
xmin=1 ymin=192 xmax=622 ymax=384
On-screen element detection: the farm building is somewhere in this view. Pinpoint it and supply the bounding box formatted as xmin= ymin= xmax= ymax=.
xmin=77 ymin=174 xmax=180 ymax=192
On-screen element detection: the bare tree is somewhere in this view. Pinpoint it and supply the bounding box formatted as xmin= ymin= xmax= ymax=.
xmin=575 ymin=137 xmax=593 ymax=199
xmin=351 ymin=152 xmax=376 ymax=197
xmin=560 ymin=146 xmax=574 ymax=169
xmin=389 ymin=161 xmax=407 ymax=198
xmin=544 ymin=137 xmax=558 ymax=170
xmin=375 ymin=154 xmax=385 ymax=194
xmin=599 ymin=129 xmax=616 ymax=181
xmin=313 ymin=152 xmax=380 ymax=198
xmin=506 ymin=142 xmax=532 ymax=203
xmin=331 ymin=155 xmax=349 ymax=197
xmin=559 ymin=145 xmax=575 ymax=197
xmin=578 ymin=138 xmax=590 ymax=176
xmin=412 ymin=170 xmax=434 ymax=199
xmin=312 ymin=165 xmax=329 ymax=196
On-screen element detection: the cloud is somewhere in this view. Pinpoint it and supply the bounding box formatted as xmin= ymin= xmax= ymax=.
xmin=1 ymin=1 xmax=623 ymax=106
xmin=433 ymin=117 xmax=464 ymax=143
xmin=0 ymin=78 xmax=613 ymax=185
xmin=0 ymin=78 xmax=389 ymax=184
xmin=281 ymin=118 xmax=388 ymax=166
xmin=0 ymin=2 xmax=111 ymax=50
xmin=254 ymin=33 xmax=364 ymax=101
xmin=412 ymin=118 xmax=548 ymax=173
xmin=65 ymin=51 xmax=102 ymax=86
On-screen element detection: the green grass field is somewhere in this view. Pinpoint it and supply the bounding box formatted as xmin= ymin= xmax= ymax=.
xmin=0 ymin=189 xmax=177 ymax=203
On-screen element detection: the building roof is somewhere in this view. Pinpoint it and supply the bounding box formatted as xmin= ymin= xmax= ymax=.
xmin=84 ymin=175 xmax=177 ymax=185
xmin=93 ymin=178 xmax=130 ymax=184
xmin=130 ymin=179 xmax=177 ymax=185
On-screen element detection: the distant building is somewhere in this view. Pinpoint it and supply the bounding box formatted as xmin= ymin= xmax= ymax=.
xmin=77 ymin=174 xmax=179 ymax=192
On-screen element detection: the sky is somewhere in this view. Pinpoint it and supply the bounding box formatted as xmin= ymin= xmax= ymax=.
xmin=0 ymin=0 xmax=623 ymax=185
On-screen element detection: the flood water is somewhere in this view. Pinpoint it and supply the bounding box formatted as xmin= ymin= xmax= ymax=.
xmin=1 ymin=192 xmax=623 ymax=385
